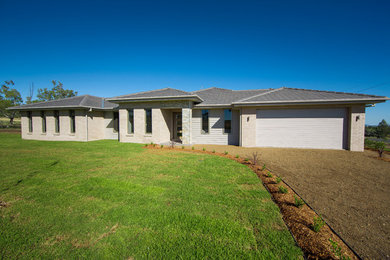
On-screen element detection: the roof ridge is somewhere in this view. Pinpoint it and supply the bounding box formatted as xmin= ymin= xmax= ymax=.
xmin=20 ymin=94 xmax=85 ymax=107
xmin=235 ymin=87 xmax=284 ymax=102
xmin=191 ymin=87 xmax=231 ymax=93
xmin=232 ymin=88 xmax=272 ymax=92
xmin=282 ymin=87 xmax=385 ymax=98
xmin=110 ymin=87 xmax=190 ymax=99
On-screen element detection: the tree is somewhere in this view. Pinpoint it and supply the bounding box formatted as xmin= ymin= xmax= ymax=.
xmin=376 ymin=119 xmax=390 ymax=139
xmin=0 ymin=80 xmax=23 ymax=125
xmin=26 ymin=82 xmax=35 ymax=104
xmin=36 ymin=80 xmax=77 ymax=101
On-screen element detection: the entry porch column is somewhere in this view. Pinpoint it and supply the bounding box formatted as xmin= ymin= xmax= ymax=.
xmin=181 ymin=105 xmax=192 ymax=145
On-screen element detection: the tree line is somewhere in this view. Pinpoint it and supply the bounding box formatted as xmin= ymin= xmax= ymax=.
xmin=0 ymin=80 xmax=77 ymax=125
xmin=365 ymin=119 xmax=390 ymax=139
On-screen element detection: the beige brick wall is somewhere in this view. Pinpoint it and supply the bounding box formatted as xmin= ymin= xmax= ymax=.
xmin=87 ymin=111 xmax=105 ymax=141
xmin=103 ymin=111 xmax=119 ymax=140
xmin=349 ymin=105 xmax=366 ymax=152
xmin=119 ymin=108 xmax=170 ymax=144
xmin=21 ymin=110 xmax=88 ymax=141
xmin=240 ymin=108 xmax=257 ymax=147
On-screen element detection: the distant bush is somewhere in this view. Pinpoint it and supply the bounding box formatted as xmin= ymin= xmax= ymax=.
xmin=374 ymin=141 xmax=386 ymax=158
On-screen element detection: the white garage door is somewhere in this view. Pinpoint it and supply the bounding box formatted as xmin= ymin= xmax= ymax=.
xmin=256 ymin=108 xmax=347 ymax=149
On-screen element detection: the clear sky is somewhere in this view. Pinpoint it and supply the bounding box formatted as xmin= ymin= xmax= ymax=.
xmin=0 ymin=0 xmax=389 ymax=125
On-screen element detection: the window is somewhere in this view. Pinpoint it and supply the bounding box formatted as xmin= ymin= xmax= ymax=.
xmin=41 ymin=111 xmax=46 ymax=133
xmin=128 ymin=109 xmax=134 ymax=134
xmin=113 ymin=112 xmax=119 ymax=133
xmin=70 ymin=110 xmax=75 ymax=133
xmin=201 ymin=110 xmax=209 ymax=134
xmin=145 ymin=109 xmax=152 ymax=134
xmin=224 ymin=109 xmax=232 ymax=133
xmin=27 ymin=111 xmax=33 ymax=133
xmin=54 ymin=110 xmax=60 ymax=133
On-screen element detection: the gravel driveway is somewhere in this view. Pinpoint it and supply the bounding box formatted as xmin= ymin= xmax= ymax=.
xmin=193 ymin=144 xmax=390 ymax=259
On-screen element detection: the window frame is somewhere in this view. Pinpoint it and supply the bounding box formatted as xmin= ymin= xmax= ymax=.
xmin=145 ymin=108 xmax=152 ymax=134
xmin=113 ymin=112 xmax=119 ymax=133
xmin=223 ymin=109 xmax=232 ymax=134
xmin=127 ymin=109 xmax=134 ymax=134
xmin=41 ymin=111 xmax=46 ymax=133
xmin=201 ymin=109 xmax=209 ymax=134
xmin=54 ymin=110 xmax=60 ymax=133
xmin=69 ymin=110 xmax=76 ymax=134
xmin=27 ymin=111 xmax=33 ymax=133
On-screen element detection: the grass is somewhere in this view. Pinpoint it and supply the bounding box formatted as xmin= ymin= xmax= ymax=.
xmin=0 ymin=133 xmax=301 ymax=259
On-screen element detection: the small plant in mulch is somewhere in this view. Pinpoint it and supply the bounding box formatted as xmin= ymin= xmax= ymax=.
xmin=278 ymin=186 xmax=288 ymax=194
xmin=181 ymin=146 xmax=185 ymax=149
xmin=153 ymin=144 xmax=156 ymax=147
xmin=266 ymin=172 xmax=273 ymax=178
xmin=244 ymin=158 xmax=249 ymax=162
xmin=212 ymin=150 xmax=216 ymax=153
xmin=261 ymin=164 xmax=266 ymax=171
xmin=169 ymin=141 xmax=175 ymax=149
xmin=329 ymin=238 xmax=351 ymax=260
xmin=235 ymin=154 xmax=239 ymax=158
xmin=192 ymin=146 xmax=195 ymax=150
xmin=251 ymin=152 xmax=260 ymax=165
xmin=224 ymin=151 xmax=228 ymax=155
xmin=160 ymin=145 xmax=164 ymax=149
xmin=202 ymin=148 xmax=206 ymax=151
xmin=312 ymin=215 xmax=325 ymax=232
xmin=294 ymin=195 xmax=305 ymax=208
xmin=275 ymin=176 xmax=281 ymax=184
xmin=144 ymin=144 xmax=148 ymax=147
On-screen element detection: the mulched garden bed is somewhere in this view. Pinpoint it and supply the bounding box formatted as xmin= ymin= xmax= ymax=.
xmin=145 ymin=144 xmax=360 ymax=260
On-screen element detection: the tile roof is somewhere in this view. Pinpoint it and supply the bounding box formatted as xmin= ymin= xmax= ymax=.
xmin=8 ymin=95 xmax=118 ymax=110
xmin=233 ymin=87 xmax=388 ymax=104
xmin=108 ymin=88 xmax=201 ymax=101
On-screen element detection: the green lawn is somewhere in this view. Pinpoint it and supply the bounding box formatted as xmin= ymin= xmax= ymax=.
xmin=0 ymin=133 xmax=302 ymax=259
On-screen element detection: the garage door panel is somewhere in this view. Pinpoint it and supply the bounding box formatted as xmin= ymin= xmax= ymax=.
xmin=256 ymin=108 xmax=347 ymax=149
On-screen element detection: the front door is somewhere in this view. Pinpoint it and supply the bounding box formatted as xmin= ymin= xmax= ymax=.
xmin=173 ymin=112 xmax=182 ymax=142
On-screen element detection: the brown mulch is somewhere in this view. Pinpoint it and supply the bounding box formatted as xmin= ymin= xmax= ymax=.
xmin=145 ymin=145 xmax=359 ymax=259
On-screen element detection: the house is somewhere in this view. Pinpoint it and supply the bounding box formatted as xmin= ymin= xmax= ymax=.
xmin=9 ymin=87 xmax=389 ymax=151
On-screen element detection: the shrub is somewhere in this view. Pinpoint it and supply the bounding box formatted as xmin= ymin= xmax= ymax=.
xmin=224 ymin=151 xmax=228 ymax=155
xmin=261 ymin=164 xmax=266 ymax=171
xmin=312 ymin=216 xmax=325 ymax=232
xmin=329 ymin=238 xmax=351 ymax=260
xmin=294 ymin=195 xmax=305 ymax=208
xmin=182 ymin=146 xmax=185 ymax=149
xmin=160 ymin=145 xmax=164 ymax=148
xmin=144 ymin=144 xmax=148 ymax=147
xmin=153 ymin=144 xmax=156 ymax=147
xmin=212 ymin=150 xmax=215 ymax=153
xmin=266 ymin=172 xmax=273 ymax=178
xmin=192 ymin=146 xmax=195 ymax=150
xmin=278 ymin=186 xmax=288 ymax=194
xmin=235 ymin=154 xmax=239 ymax=158
xmin=374 ymin=141 xmax=386 ymax=158
xmin=275 ymin=176 xmax=281 ymax=183
xmin=202 ymin=148 xmax=206 ymax=151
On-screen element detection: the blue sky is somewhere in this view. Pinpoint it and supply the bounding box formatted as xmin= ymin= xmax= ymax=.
xmin=0 ymin=0 xmax=389 ymax=125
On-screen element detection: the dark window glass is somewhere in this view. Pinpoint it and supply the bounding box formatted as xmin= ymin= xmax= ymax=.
xmin=41 ymin=111 xmax=46 ymax=133
xmin=224 ymin=109 xmax=232 ymax=133
xmin=27 ymin=111 xmax=33 ymax=133
xmin=113 ymin=112 xmax=119 ymax=133
xmin=54 ymin=110 xmax=60 ymax=133
xmin=145 ymin=109 xmax=152 ymax=134
xmin=201 ymin=110 xmax=209 ymax=134
xmin=70 ymin=110 xmax=75 ymax=133
xmin=128 ymin=109 xmax=134 ymax=134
